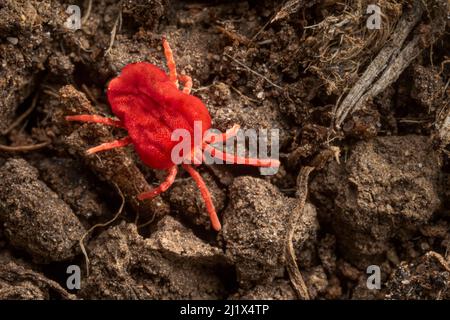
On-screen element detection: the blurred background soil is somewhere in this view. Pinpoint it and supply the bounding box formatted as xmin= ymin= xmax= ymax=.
xmin=0 ymin=0 xmax=449 ymax=299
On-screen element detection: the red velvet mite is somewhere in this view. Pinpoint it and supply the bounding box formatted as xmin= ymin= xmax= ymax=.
xmin=66 ymin=38 xmax=279 ymax=231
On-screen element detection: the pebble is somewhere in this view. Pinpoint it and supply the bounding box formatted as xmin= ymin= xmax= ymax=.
xmin=6 ymin=37 xmax=18 ymax=45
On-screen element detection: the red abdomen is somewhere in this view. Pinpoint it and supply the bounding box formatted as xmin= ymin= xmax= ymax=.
xmin=107 ymin=62 xmax=212 ymax=169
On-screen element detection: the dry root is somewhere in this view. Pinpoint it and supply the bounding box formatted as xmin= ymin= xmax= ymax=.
xmin=80 ymin=183 xmax=125 ymax=277
xmin=285 ymin=166 xmax=314 ymax=300
xmin=333 ymin=0 xmax=448 ymax=128
xmin=302 ymin=0 xmax=403 ymax=95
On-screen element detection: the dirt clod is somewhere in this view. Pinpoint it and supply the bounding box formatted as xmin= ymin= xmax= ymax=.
xmin=0 ymin=0 xmax=62 ymax=132
xmin=0 ymin=251 xmax=74 ymax=299
xmin=0 ymin=158 xmax=85 ymax=262
xmin=81 ymin=217 xmax=231 ymax=299
xmin=385 ymin=251 xmax=450 ymax=299
xmin=311 ymin=135 xmax=442 ymax=267
xmin=231 ymin=279 xmax=296 ymax=300
xmin=30 ymin=157 xmax=109 ymax=220
xmin=223 ymin=176 xmax=318 ymax=288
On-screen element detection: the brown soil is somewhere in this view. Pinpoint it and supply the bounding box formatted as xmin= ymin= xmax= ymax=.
xmin=0 ymin=0 xmax=449 ymax=300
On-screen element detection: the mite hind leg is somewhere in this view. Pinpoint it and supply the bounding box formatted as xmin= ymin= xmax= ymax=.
xmin=182 ymin=164 xmax=221 ymax=231
xmin=137 ymin=165 xmax=178 ymax=201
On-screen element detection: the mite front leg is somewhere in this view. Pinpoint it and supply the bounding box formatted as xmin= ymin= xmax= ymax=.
xmin=162 ymin=37 xmax=179 ymax=88
xmin=202 ymin=143 xmax=280 ymax=168
xmin=178 ymin=74 xmax=193 ymax=94
xmin=66 ymin=115 xmax=124 ymax=128
xmin=162 ymin=37 xmax=192 ymax=94
xmin=202 ymin=125 xmax=280 ymax=168
xmin=137 ymin=165 xmax=178 ymax=201
xmin=86 ymin=136 xmax=132 ymax=155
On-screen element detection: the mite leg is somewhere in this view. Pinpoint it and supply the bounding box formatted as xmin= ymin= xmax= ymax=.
xmin=182 ymin=163 xmax=221 ymax=231
xmin=137 ymin=165 xmax=178 ymax=201
xmin=65 ymin=115 xmax=124 ymax=128
xmin=86 ymin=136 xmax=132 ymax=155
xmin=178 ymin=74 xmax=193 ymax=94
xmin=203 ymin=143 xmax=280 ymax=168
xmin=162 ymin=37 xmax=179 ymax=88
xmin=204 ymin=124 xmax=240 ymax=144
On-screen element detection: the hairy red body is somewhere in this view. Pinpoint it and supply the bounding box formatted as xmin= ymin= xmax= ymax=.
xmin=107 ymin=62 xmax=211 ymax=169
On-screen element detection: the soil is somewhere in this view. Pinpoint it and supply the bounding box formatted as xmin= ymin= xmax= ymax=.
xmin=0 ymin=0 xmax=449 ymax=300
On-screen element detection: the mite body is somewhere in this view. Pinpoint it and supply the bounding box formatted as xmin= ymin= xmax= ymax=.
xmin=66 ymin=38 xmax=279 ymax=231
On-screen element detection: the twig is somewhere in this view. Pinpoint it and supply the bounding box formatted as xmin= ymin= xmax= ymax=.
xmin=251 ymin=0 xmax=302 ymax=41
xmin=136 ymin=212 xmax=156 ymax=229
xmin=230 ymin=86 xmax=259 ymax=104
xmin=285 ymin=166 xmax=314 ymax=300
xmin=81 ymin=84 xmax=99 ymax=106
xmin=439 ymin=57 xmax=450 ymax=75
xmin=251 ymin=18 xmax=272 ymax=42
xmin=2 ymin=269 xmax=76 ymax=300
xmin=104 ymin=6 xmax=122 ymax=56
xmin=224 ymin=53 xmax=282 ymax=89
xmin=216 ymin=26 xmax=251 ymax=46
xmin=428 ymin=251 xmax=450 ymax=273
xmin=334 ymin=0 xmax=448 ymax=128
xmin=0 ymin=141 xmax=50 ymax=152
xmin=79 ymin=183 xmax=125 ymax=277
xmin=42 ymin=84 xmax=61 ymax=99
xmin=437 ymin=101 xmax=450 ymax=147
xmin=271 ymin=0 xmax=302 ymax=24
xmin=334 ymin=1 xmax=424 ymax=128
xmin=43 ymin=89 xmax=60 ymax=99
xmin=444 ymin=78 xmax=450 ymax=94
xmin=2 ymin=93 xmax=39 ymax=136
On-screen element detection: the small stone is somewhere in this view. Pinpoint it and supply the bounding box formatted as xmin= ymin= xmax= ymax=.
xmin=256 ymin=91 xmax=265 ymax=99
xmin=6 ymin=37 xmax=18 ymax=45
